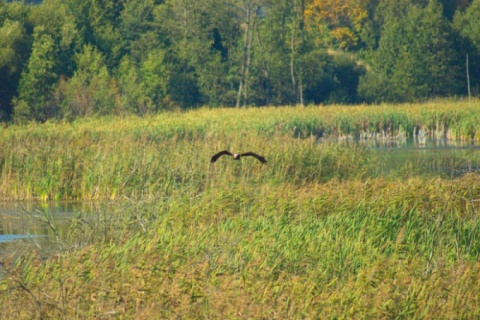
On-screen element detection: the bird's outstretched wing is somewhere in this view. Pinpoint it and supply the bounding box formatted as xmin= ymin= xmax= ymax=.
xmin=240 ymin=152 xmax=267 ymax=164
xmin=211 ymin=150 xmax=233 ymax=163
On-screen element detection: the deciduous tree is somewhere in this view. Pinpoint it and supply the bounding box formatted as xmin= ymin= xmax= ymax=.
xmin=305 ymin=0 xmax=375 ymax=50
xmin=60 ymin=44 xmax=116 ymax=118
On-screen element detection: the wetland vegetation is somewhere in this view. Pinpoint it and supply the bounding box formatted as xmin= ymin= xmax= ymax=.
xmin=0 ymin=101 xmax=480 ymax=318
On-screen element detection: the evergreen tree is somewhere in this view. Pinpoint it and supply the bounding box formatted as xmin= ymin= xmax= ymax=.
xmin=64 ymin=0 xmax=125 ymax=69
xmin=360 ymin=0 xmax=463 ymax=102
xmin=119 ymin=0 xmax=157 ymax=58
xmin=0 ymin=18 xmax=28 ymax=119
xmin=14 ymin=27 xmax=57 ymax=122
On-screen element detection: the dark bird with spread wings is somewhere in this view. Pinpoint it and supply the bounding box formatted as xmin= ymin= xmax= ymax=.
xmin=210 ymin=150 xmax=267 ymax=164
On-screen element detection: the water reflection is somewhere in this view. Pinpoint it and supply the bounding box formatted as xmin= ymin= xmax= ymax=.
xmin=0 ymin=234 xmax=47 ymax=243
xmin=344 ymin=138 xmax=480 ymax=177
xmin=351 ymin=136 xmax=479 ymax=149
xmin=0 ymin=201 xmax=94 ymax=255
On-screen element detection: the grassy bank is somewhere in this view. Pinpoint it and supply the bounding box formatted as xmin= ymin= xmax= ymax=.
xmin=3 ymin=99 xmax=480 ymax=141
xmin=1 ymin=101 xmax=480 ymax=318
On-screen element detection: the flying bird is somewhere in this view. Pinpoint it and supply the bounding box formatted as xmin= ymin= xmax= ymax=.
xmin=210 ymin=150 xmax=267 ymax=164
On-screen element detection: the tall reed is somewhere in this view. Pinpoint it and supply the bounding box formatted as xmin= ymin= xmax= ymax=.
xmin=1 ymin=175 xmax=479 ymax=318
xmin=1 ymin=100 xmax=479 ymax=200
xmin=1 ymin=100 xmax=479 ymax=318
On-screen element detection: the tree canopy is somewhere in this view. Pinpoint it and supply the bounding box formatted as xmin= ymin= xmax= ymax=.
xmin=0 ymin=0 xmax=478 ymax=122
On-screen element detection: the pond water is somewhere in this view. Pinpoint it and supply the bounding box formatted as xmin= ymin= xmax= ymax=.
xmin=0 ymin=202 xmax=96 ymax=256
xmin=1 ymin=138 xmax=479 ymax=253
xmin=366 ymin=138 xmax=480 ymax=177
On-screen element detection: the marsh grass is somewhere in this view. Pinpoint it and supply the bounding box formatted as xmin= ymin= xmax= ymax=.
xmin=1 ymin=101 xmax=480 ymax=318
xmin=0 ymin=126 xmax=384 ymax=201
xmin=1 ymin=100 xmax=479 ymax=200
xmin=2 ymin=177 xmax=479 ymax=318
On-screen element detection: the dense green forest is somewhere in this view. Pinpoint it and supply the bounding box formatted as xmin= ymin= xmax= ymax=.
xmin=1 ymin=0 xmax=480 ymax=122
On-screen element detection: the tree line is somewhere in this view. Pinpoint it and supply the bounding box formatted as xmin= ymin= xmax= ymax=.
xmin=1 ymin=0 xmax=480 ymax=122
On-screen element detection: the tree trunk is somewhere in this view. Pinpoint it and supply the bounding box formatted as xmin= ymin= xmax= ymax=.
xmin=255 ymin=21 xmax=271 ymax=105
xmin=243 ymin=8 xmax=257 ymax=106
xmin=236 ymin=0 xmax=252 ymax=108
xmin=290 ymin=0 xmax=297 ymax=105
xmin=467 ymin=54 xmax=471 ymax=103
xmin=290 ymin=0 xmax=305 ymax=106
xmin=299 ymin=0 xmax=305 ymax=106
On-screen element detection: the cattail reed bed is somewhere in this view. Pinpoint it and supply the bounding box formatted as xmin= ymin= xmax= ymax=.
xmin=1 ymin=101 xmax=480 ymax=318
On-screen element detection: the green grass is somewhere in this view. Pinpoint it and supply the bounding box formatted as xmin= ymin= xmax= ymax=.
xmin=0 ymin=125 xmax=382 ymax=200
xmin=1 ymin=100 xmax=480 ymax=318
xmin=2 ymin=177 xmax=479 ymax=318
